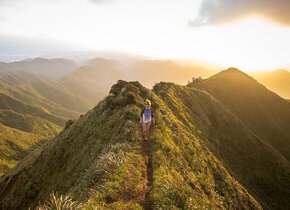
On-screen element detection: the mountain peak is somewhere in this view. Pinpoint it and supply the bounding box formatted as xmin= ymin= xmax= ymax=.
xmin=212 ymin=67 xmax=252 ymax=79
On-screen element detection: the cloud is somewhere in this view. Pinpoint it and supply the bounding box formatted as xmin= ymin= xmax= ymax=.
xmin=190 ymin=0 xmax=290 ymax=26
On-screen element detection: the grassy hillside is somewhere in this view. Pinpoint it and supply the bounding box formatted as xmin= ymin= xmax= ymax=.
xmin=252 ymin=69 xmax=290 ymax=99
xmin=1 ymin=82 xmax=83 ymax=120
xmin=0 ymin=92 xmax=64 ymax=127
xmin=0 ymin=61 xmax=112 ymax=176
xmin=192 ymin=68 xmax=290 ymax=162
xmin=0 ymin=90 xmax=62 ymax=175
xmin=0 ymin=110 xmax=61 ymax=138
xmin=0 ymin=81 xmax=261 ymax=210
xmin=28 ymin=80 xmax=92 ymax=113
xmin=0 ymin=59 xmax=115 ymax=177
xmin=158 ymin=80 xmax=290 ymax=210
xmin=0 ymin=123 xmax=46 ymax=176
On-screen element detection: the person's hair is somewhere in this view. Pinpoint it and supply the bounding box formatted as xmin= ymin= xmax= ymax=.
xmin=145 ymin=99 xmax=151 ymax=106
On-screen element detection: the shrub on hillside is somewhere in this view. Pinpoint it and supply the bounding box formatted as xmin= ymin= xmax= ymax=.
xmin=36 ymin=192 xmax=82 ymax=210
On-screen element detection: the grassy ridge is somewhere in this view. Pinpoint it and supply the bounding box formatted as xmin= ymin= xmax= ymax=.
xmin=0 ymin=69 xmax=288 ymax=209
xmin=149 ymin=85 xmax=260 ymax=209
xmin=193 ymin=68 xmax=290 ymax=161
xmin=0 ymin=81 xmax=262 ymax=210
xmin=154 ymin=81 xmax=290 ymax=210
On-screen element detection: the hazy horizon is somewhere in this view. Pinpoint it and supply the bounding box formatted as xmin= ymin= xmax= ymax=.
xmin=1 ymin=0 xmax=290 ymax=72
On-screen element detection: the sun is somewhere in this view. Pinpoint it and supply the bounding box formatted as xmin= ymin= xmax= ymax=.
xmin=195 ymin=17 xmax=290 ymax=73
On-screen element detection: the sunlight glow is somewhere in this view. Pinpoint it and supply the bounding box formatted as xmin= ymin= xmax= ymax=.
xmin=0 ymin=0 xmax=290 ymax=72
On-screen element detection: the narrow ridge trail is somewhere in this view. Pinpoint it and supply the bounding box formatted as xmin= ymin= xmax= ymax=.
xmin=140 ymin=137 xmax=153 ymax=210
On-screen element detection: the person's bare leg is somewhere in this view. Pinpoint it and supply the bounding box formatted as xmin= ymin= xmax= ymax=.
xmin=145 ymin=123 xmax=151 ymax=139
xmin=142 ymin=122 xmax=146 ymax=139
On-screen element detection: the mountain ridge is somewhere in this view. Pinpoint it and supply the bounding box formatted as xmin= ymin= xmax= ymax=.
xmin=191 ymin=68 xmax=290 ymax=162
xmin=0 ymin=79 xmax=264 ymax=210
xmin=0 ymin=66 xmax=289 ymax=209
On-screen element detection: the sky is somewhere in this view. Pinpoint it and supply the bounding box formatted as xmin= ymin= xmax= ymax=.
xmin=1 ymin=0 xmax=290 ymax=72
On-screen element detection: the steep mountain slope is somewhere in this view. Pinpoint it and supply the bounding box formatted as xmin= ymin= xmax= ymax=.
xmin=0 ymin=81 xmax=261 ymax=210
xmin=0 ymin=92 xmax=64 ymax=128
xmin=192 ymin=68 xmax=290 ymax=162
xmin=0 ymin=69 xmax=98 ymax=176
xmin=0 ymin=110 xmax=61 ymax=138
xmin=0 ymin=92 xmax=61 ymax=175
xmin=0 ymin=123 xmax=46 ymax=176
xmin=27 ymin=80 xmax=92 ymax=114
xmin=0 ymin=57 xmax=96 ymax=119
xmin=252 ymin=69 xmax=290 ymax=99
xmin=157 ymin=81 xmax=290 ymax=210
xmin=0 ymin=73 xmax=90 ymax=120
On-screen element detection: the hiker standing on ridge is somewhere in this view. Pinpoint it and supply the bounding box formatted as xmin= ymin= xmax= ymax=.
xmin=140 ymin=99 xmax=154 ymax=140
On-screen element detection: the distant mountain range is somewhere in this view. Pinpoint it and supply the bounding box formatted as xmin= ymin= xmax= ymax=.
xmin=0 ymin=57 xmax=215 ymax=174
xmin=0 ymin=58 xmax=78 ymax=79
xmin=0 ymin=68 xmax=289 ymax=209
xmin=0 ymin=57 xmax=289 ymax=202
